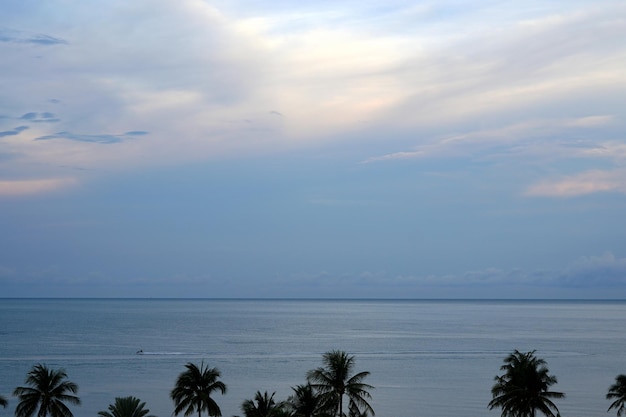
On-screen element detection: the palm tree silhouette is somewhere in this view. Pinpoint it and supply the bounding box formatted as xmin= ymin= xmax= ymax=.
xmin=171 ymin=361 xmax=227 ymax=417
xmin=488 ymin=350 xmax=564 ymax=417
xmin=607 ymin=374 xmax=626 ymax=416
xmin=12 ymin=363 xmax=80 ymax=417
xmin=287 ymin=384 xmax=326 ymax=417
xmin=98 ymin=396 xmax=156 ymax=417
xmin=0 ymin=394 xmax=7 ymax=408
xmin=348 ymin=399 xmax=369 ymax=417
xmin=241 ymin=391 xmax=285 ymax=417
xmin=306 ymin=350 xmax=374 ymax=417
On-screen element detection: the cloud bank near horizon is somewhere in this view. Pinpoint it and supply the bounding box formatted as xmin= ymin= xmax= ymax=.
xmin=1 ymin=252 xmax=625 ymax=298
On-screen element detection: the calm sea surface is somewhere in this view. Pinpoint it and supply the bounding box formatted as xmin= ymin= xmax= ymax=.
xmin=0 ymin=299 xmax=625 ymax=417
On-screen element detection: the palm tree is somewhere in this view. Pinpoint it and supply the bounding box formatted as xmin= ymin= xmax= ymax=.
xmin=607 ymin=374 xmax=626 ymax=416
xmin=488 ymin=350 xmax=564 ymax=417
xmin=287 ymin=384 xmax=327 ymax=417
xmin=98 ymin=396 xmax=156 ymax=417
xmin=241 ymin=391 xmax=285 ymax=417
xmin=171 ymin=361 xmax=227 ymax=417
xmin=12 ymin=363 xmax=80 ymax=417
xmin=0 ymin=394 xmax=7 ymax=408
xmin=348 ymin=399 xmax=368 ymax=417
xmin=306 ymin=350 xmax=374 ymax=417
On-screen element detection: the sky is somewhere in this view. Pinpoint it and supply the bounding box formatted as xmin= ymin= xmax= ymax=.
xmin=1 ymin=0 xmax=625 ymax=298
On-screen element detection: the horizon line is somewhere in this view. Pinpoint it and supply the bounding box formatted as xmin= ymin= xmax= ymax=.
xmin=1 ymin=297 xmax=625 ymax=301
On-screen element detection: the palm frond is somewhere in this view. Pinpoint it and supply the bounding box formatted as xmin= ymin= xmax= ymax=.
xmin=171 ymin=361 xmax=227 ymax=417
xmin=489 ymin=351 xmax=563 ymax=417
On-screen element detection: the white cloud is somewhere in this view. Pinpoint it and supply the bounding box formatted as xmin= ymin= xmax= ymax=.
xmin=362 ymin=115 xmax=617 ymax=163
xmin=361 ymin=150 xmax=425 ymax=164
xmin=1 ymin=0 xmax=625 ymax=194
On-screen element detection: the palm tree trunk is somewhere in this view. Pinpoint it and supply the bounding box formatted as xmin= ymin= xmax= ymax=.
xmin=338 ymin=394 xmax=343 ymax=417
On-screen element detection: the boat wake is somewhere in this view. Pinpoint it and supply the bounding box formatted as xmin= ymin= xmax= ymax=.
xmin=136 ymin=350 xmax=184 ymax=355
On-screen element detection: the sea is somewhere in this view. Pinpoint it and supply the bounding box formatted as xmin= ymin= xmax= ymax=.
xmin=0 ymin=299 xmax=625 ymax=417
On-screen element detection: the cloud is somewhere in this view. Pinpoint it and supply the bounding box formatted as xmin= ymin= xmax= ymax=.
xmin=0 ymin=178 xmax=78 ymax=197
xmin=20 ymin=112 xmax=60 ymax=123
xmin=355 ymin=112 xmax=624 ymax=199
xmin=19 ymin=112 xmax=37 ymax=120
xmin=2 ymin=250 xmax=624 ymax=297
xmin=0 ymin=126 xmax=28 ymax=137
xmin=0 ymin=0 xmax=624 ymax=195
xmin=35 ymin=130 xmax=147 ymax=144
xmin=283 ymin=252 xmax=626 ymax=295
xmin=284 ymin=268 xmax=527 ymax=292
xmin=361 ymin=150 xmax=425 ymax=164
xmin=361 ymin=115 xmax=616 ymax=163
xmin=0 ymin=29 xmax=67 ymax=45
xmin=25 ymin=34 xmax=68 ymax=46
xmin=578 ymin=141 xmax=626 ymax=161
xmin=557 ymin=252 xmax=626 ymax=287
xmin=424 ymin=254 xmax=626 ymax=290
xmin=525 ymin=169 xmax=626 ymax=197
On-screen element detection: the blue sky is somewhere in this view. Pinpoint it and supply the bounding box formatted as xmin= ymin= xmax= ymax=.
xmin=1 ymin=0 xmax=625 ymax=298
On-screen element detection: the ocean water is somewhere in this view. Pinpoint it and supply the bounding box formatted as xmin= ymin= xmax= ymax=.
xmin=0 ymin=299 xmax=624 ymax=417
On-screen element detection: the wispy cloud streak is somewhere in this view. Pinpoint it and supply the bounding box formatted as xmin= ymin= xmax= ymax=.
xmin=35 ymin=131 xmax=148 ymax=144
xmin=0 ymin=178 xmax=78 ymax=196
xmin=0 ymin=29 xmax=67 ymax=45
xmin=525 ymin=169 xmax=626 ymax=197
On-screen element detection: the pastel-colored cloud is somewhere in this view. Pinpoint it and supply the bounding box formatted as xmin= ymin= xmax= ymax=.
xmin=362 ymin=115 xmax=616 ymax=163
xmin=525 ymin=169 xmax=626 ymax=197
xmin=0 ymin=178 xmax=78 ymax=197
xmin=579 ymin=141 xmax=626 ymax=161
xmin=362 ymin=150 xmax=425 ymax=164
xmin=0 ymin=0 xmax=624 ymax=198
